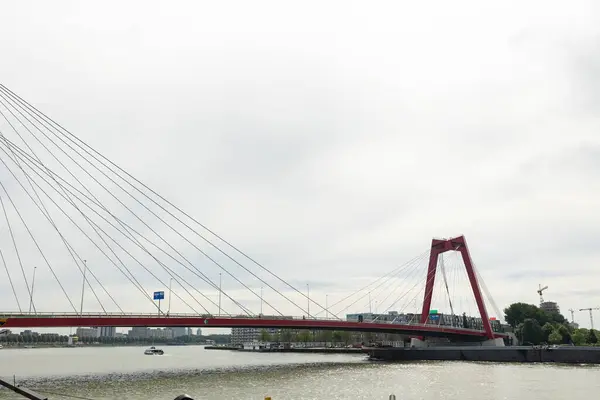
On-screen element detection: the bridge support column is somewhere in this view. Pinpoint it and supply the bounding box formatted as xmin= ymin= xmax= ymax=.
xmin=480 ymin=337 xmax=505 ymax=347
xmin=420 ymin=236 xmax=495 ymax=340
xmin=410 ymin=338 xmax=427 ymax=348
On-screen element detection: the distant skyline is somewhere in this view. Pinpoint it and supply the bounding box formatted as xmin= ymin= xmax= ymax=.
xmin=0 ymin=0 xmax=599 ymax=329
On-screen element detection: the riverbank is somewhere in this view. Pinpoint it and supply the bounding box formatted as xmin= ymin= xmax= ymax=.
xmin=204 ymin=345 xmax=363 ymax=354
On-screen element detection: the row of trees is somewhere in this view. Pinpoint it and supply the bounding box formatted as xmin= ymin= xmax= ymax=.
xmin=504 ymin=302 xmax=598 ymax=346
xmin=257 ymin=329 xmax=386 ymax=345
xmin=0 ymin=334 xmax=70 ymax=344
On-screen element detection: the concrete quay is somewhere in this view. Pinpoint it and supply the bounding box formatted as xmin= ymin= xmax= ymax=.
xmin=204 ymin=345 xmax=363 ymax=354
xmin=365 ymin=345 xmax=600 ymax=364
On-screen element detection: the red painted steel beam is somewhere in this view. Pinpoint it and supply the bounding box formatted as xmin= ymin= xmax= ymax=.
xmin=420 ymin=238 xmax=450 ymax=320
xmin=458 ymin=239 xmax=494 ymax=340
xmin=420 ymin=236 xmax=495 ymax=340
xmin=0 ymin=315 xmax=506 ymax=339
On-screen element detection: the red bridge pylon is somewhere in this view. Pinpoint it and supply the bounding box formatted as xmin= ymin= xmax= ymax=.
xmin=420 ymin=235 xmax=494 ymax=339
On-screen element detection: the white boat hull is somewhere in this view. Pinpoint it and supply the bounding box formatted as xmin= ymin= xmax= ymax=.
xmin=144 ymin=347 xmax=164 ymax=355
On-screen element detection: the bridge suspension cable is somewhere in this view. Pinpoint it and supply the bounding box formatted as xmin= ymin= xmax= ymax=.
xmin=0 ymin=84 xmax=339 ymax=318
xmin=0 ymin=131 xmax=120 ymax=314
xmin=312 ymin=249 xmax=431 ymax=317
xmin=0 ymin=85 xmax=502 ymax=336
xmin=0 ymin=89 xmax=253 ymax=316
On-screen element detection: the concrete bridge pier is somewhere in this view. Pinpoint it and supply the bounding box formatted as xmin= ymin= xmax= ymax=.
xmin=410 ymin=337 xmax=506 ymax=347
xmin=480 ymin=338 xmax=505 ymax=347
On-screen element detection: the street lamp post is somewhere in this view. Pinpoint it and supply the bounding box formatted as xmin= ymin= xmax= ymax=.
xmin=260 ymin=286 xmax=263 ymax=315
xmin=29 ymin=266 xmax=37 ymax=314
xmin=307 ymin=283 xmax=310 ymax=318
xmin=325 ymin=294 xmax=328 ymax=319
xmin=79 ymin=260 xmax=87 ymax=316
xmin=168 ymin=278 xmax=173 ymax=314
xmin=218 ymin=273 xmax=222 ymax=316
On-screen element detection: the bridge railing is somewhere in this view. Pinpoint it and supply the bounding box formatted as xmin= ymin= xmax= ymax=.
xmin=0 ymin=311 xmax=349 ymax=320
xmin=0 ymin=311 xmax=476 ymax=323
xmin=0 ymin=311 xmax=502 ymax=334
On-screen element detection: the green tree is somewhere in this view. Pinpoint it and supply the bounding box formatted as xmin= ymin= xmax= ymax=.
xmin=549 ymin=312 xmax=566 ymax=324
xmin=339 ymin=331 xmax=352 ymax=345
xmin=557 ymin=324 xmax=571 ymax=344
xmin=504 ymin=303 xmax=550 ymax=327
xmin=587 ymin=329 xmax=598 ymax=344
xmin=280 ymin=330 xmax=293 ymax=343
xmin=571 ymin=329 xmax=587 ymax=345
xmin=521 ymin=318 xmax=544 ymax=345
xmin=271 ymin=331 xmax=281 ymax=342
xmin=548 ymin=330 xmax=562 ymax=344
xmin=505 ymin=303 xmax=537 ymax=327
xmin=258 ymin=329 xmax=271 ymax=342
xmin=318 ymin=330 xmax=333 ymax=344
xmin=542 ymin=323 xmax=554 ymax=343
xmin=332 ymin=331 xmax=342 ymax=343
xmin=297 ymin=330 xmax=311 ymax=343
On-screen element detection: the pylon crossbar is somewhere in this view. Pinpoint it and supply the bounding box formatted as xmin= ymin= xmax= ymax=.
xmin=420 ymin=235 xmax=494 ymax=339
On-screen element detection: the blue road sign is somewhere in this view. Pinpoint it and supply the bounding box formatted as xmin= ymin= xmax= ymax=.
xmin=153 ymin=291 xmax=165 ymax=300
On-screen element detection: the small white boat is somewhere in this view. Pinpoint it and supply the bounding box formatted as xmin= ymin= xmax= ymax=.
xmin=144 ymin=346 xmax=164 ymax=355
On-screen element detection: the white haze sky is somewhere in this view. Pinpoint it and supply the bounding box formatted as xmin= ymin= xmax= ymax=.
xmin=0 ymin=0 xmax=599 ymax=334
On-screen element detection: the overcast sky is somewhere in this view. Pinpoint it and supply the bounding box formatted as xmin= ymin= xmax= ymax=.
xmin=0 ymin=0 xmax=599 ymax=332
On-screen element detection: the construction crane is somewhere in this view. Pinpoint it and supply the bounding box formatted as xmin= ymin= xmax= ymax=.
xmin=568 ymin=308 xmax=576 ymax=323
xmin=579 ymin=307 xmax=600 ymax=330
xmin=537 ymin=284 xmax=548 ymax=306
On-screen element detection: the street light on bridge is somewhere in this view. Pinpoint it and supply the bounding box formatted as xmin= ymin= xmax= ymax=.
xmin=168 ymin=277 xmax=173 ymax=314
xmin=29 ymin=266 xmax=37 ymax=314
xmin=218 ymin=272 xmax=222 ymax=316
xmin=79 ymin=260 xmax=87 ymax=316
xmin=306 ymin=283 xmax=310 ymax=318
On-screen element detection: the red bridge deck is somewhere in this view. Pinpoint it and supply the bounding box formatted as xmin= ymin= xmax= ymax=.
xmin=0 ymin=313 xmax=507 ymax=340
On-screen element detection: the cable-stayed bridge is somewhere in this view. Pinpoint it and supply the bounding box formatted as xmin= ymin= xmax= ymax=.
xmin=0 ymin=85 xmax=507 ymax=344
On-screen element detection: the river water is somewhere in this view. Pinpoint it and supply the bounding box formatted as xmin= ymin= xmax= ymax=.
xmin=0 ymin=345 xmax=598 ymax=400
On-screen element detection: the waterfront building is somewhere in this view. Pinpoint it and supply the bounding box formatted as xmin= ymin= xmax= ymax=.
xmin=76 ymin=327 xmax=99 ymax=338
xmin=230 ymin=315 xmax=294 ymax=345
xmin=128 ymin=326 xmax=149 ymax=338
xmin=148 ymin=328 xmax=174 ymax=339
xmin=98 ymin=326 xmax=117 ymax=337
xmin=128 ymin=327 xmax=175 ymax=339
xmin=231 ymin=326 xmax=281 ymax=344
xmin=172 ymin=327 xmax=189 ymax=338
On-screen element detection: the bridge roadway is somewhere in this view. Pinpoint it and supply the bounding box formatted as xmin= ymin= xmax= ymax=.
xmin=0 ymin=313 xmax=507 ymax=341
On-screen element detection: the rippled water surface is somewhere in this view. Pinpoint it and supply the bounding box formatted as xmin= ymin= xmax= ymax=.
xmin=0 ymin=345 xmax=598 ymax=400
